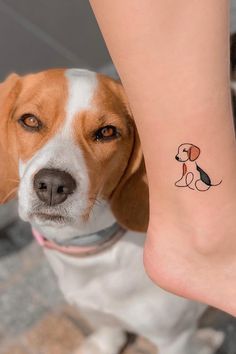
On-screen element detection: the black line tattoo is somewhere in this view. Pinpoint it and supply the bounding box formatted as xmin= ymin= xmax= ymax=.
xmin=174 ymin=143 xmax=222 ymax=191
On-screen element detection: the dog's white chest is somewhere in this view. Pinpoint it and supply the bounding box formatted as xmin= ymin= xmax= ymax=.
xmin=44 ymin=231 xmax=206 ymax=335
xmin=45 ymin=232 xmax=148 ymax=313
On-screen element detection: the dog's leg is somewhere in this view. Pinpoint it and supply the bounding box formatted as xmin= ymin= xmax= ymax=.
xmin=175 ymin=172 xmax=195 ymax=188
xmin=74 ymin=327 xmax=127 ymax=354
xmin=149 ymin=327 xmax=224 ymax=354
xmin=194 ymin=328 xmax=225 ymax=354
xmin=175 ymin=176 xmax=187 ymax=187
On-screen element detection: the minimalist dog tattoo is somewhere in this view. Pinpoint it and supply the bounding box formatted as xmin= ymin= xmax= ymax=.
xmin=175 ymin=143 xmax=222 ymax=191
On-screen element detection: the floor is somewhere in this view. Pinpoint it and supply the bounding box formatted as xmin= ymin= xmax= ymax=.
xmin=1 ymin=1 xmax=236 ymax=353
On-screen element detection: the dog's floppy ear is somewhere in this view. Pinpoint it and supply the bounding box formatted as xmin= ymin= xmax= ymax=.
xmin=0 ymin=73 xmax=21 ymax=204
xmin=110 ymin=106 xmax=149 ymax=233
xmin=188 ymin=145 xmax=200 ymax=161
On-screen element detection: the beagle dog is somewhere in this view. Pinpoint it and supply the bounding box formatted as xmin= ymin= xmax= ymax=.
xmin=175 ymin=143 xmax=222 ymax=191
xmin=0 ymin=69 xmax=224 ymax=354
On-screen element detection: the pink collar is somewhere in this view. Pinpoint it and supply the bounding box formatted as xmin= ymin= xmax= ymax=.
xmin=32 ymin=225 xmax=126 ymax=257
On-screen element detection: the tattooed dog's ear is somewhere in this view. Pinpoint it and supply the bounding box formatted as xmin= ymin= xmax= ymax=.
xmin=188 ymin=145 xmax=200 ymax=161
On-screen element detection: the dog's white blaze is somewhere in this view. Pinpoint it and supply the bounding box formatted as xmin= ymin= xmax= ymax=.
xmin=64 ymin=69 xmax=97 ymax=136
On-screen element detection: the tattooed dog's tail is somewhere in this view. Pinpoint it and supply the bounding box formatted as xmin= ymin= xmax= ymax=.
xmin=195 ymin=178 xmax=222 ymax=191
xmin=210 ymin=180 xmax=223 ymax=187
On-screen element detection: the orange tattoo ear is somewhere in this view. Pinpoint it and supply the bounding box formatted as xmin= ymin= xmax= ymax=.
xmin=188 ymin=145 xmax=200 ymax=161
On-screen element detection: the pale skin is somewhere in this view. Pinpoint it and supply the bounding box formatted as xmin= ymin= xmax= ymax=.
xmin=89 ymin=0 xmax=236 ymax=316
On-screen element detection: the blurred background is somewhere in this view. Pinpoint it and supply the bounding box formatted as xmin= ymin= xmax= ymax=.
xmin=0 ymin=1 xmax=236 ymax=353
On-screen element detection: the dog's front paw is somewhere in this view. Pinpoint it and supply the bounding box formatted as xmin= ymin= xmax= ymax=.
xmin=74 ymin=339 xmax=103 ymax=354
xmin=196 ymin=328 xmax=225 ymax=354
xmin=73 ymin=327 xmax=127 ymax=354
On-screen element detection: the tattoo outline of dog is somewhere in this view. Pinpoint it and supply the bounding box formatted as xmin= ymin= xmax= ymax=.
xmin=175 ymin=143 xmax=222 ymax=191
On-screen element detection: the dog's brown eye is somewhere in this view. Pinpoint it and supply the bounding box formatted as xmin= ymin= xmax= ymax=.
xmin=94 ymin=125 xmax=120 ymax=141
xmin=101 ymin=126 xmax=114 ymax=137
xmin=18 ymin=114 xmax=42 ymax=131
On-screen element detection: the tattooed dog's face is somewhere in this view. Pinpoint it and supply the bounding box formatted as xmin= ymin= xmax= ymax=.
xmin=175 ymin=143 xmax=200 ymax=162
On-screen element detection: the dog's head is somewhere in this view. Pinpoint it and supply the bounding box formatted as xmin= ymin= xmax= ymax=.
xmin=175 ymin=143 xmax=200 ymax=162
xmin=0 ymin=69 xmax=149 ymax=233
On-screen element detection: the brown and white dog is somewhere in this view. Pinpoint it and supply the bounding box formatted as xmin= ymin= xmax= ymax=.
xmin=0 ymin=69 xmax=224 ymax=354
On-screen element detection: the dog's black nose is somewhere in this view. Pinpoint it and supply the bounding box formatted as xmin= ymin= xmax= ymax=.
xmin=33 ymin=168 xmax=76 ymax=206
xmin=175 ymin=155 xmax=180 ymax=161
